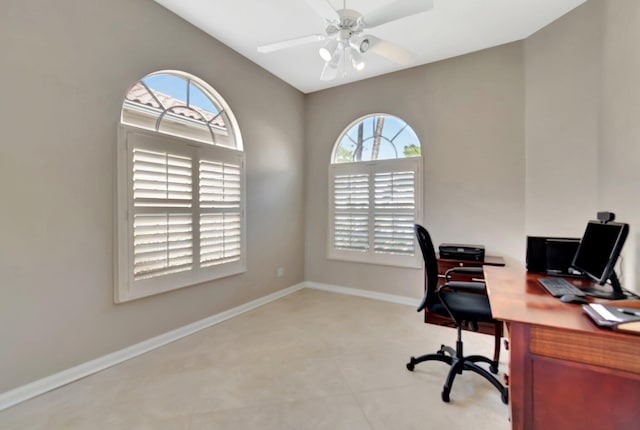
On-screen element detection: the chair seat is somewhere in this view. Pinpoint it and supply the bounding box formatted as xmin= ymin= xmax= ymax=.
xmin=430 ymin=291 xmax=494 ymax=323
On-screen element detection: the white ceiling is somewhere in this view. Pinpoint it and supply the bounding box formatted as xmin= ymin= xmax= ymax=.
xmin=153 ymin=0 xmax=587 ymax=94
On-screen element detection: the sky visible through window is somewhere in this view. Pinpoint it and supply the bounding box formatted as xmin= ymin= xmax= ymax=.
xmin=143 ymin=74 xmax=219 ymax=115
xmin=335 ymin=115 xmax=421 ymax=162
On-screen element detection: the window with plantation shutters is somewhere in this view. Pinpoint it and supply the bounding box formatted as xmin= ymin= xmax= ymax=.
xmin=329 ymin=114 xmax=422 ymax=268
xmin=116 ymin=71 xmax=245 ymax=302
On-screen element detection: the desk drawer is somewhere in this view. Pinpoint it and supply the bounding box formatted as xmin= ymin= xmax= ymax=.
xmin=530 ymin=326 xmax=640 ymax=374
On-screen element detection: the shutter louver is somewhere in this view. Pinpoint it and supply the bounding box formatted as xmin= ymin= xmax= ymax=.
xmin=132 ymin=149 xmax=192 ymax=207
xmin=133 ymin=214 xmax=193 ymax=280
xmin=333 ymin=173 xmax=369 ymax=252
xmin=373 ymin=214 xmax=415 ymax=255
xmin=373 ymin=171 xmax=416 ymax=256
xmin=132 ymin=148 xmax=194 ymax=280
xmin=200 ymin=214 xmax=241 ymax=266
xmin=199 ymin=160 xmax=242 ymax=266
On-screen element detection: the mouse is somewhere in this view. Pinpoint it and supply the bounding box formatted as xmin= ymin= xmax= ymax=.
xmin=559 ymin=294 xmax=588 ymax=304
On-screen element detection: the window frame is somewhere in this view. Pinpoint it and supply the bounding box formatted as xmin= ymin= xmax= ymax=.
xmin=327 ymin=114 xmax=423 ymax=268
xmin=115 ymin=71 xmax=245 ymax=303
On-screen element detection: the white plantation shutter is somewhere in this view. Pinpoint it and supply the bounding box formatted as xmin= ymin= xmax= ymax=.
xmin=132 ymin=149 xmax=194 ymax=280
xmin=333 ymin=172 xmax=369 ymax=252
xmin=116 ymin=128 xmax=245 ymax=302
xmin=373 ymin=170 xmax=416 ymax=256
xmin=133 ymin=213 xmax=193 ymax=279
xmin=329 ymin=158 xmax=420 ymax=267
xmin=199 ymin=160 xmax=242 ymax=266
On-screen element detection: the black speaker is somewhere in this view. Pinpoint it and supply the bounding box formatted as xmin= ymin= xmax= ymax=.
xmin=526 ymin=236 xmax=548 ymax=273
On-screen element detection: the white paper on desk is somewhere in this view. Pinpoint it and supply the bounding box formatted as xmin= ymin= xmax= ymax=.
xmin=589 ymin=304 xmax=623 ymax=322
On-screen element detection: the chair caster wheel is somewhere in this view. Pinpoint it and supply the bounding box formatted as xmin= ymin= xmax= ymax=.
xmin=441 ymin=391 xmax=450 ymax=402
xmin=501 ymin=389 xmax=509 ymax=405
xmin=406 ymin=358 xmax=415 ymax=371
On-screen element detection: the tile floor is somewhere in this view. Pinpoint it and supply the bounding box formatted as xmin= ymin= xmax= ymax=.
xmin=0 ymin=288 xmax=510 ymax=429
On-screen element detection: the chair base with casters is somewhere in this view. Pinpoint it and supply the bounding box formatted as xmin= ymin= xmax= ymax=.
xmin=406 ymin=324 xmax=508 ymax=404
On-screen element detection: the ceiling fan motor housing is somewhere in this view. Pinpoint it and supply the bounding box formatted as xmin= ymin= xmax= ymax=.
xmin=330 ymin=9 xmax=366 ymax=50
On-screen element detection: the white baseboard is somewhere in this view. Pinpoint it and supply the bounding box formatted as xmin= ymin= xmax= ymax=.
xmin=304 ymin=281 xmax=419 ymax=307
xmin=0 ymin=281 xmax=418 ymax=411
xmin=0 ymin=283 xmax=305 ymax=412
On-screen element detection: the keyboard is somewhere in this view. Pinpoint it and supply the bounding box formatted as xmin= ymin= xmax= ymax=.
xmin=537 ymin=277 xmax=586 ymax=297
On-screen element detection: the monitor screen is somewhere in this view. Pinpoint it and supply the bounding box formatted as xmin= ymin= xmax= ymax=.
xmin=545 ymin=238 xmax=581 ymax=276
xmin=571 ymin=221 xmax=629 ymax=286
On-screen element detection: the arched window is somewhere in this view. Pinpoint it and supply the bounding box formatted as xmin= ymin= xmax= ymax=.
xmin=329 ymin=114 xmax=422 ymax=267
xmin=116 ymin=71 xmax=245 ymax=302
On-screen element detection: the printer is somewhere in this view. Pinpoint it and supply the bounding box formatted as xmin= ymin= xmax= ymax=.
xmin=438 ymin=243 xmax=485 ymax=262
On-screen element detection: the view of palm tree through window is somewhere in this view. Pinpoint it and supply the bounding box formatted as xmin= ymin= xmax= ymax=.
xmin=333 ymin=114 xmax=421 ymax=163
xmin=329 ymin=114 xmax=422 ymax=268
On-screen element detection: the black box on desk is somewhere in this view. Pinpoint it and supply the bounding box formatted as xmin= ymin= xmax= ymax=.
xmin=439 ymin=243 xmax=485 ymax=261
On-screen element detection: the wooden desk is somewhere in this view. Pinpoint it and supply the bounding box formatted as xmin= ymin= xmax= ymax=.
xmin=484 ymin=266 xmax=640 ymax=430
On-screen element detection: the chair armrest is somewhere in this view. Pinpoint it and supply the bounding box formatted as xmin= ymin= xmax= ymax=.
xmin=416 ymin=280 xmax=485 ymax=314
xmin=445 ymin=266 xmax=483 ymax=281
xmin=439 ymin=280 xmax=486 ymax=293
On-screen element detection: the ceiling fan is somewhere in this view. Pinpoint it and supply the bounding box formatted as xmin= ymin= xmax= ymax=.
xmin=257 ymin=0 xmax=434 ymax=81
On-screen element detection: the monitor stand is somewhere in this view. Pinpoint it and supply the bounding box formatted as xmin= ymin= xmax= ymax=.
xmin=581 ymin=271 xmax=627 ymax=300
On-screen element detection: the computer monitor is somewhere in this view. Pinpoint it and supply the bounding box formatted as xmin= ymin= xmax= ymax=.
xmin=525 ymin=236 xmax=581 ymax=275
xmin=571 ymin=220 xmax=629 ymax=299
xmin=545 ymin=238 xmax=581 ymax=276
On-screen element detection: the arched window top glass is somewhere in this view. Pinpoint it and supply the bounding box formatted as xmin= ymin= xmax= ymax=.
xmin=121 ymin=70 xmax=242 ymax=150
xmin=332 ymin=114 xmax=421 ymax=164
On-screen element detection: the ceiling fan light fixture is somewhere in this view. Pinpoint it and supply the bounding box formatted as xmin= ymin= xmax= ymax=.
xmin=349 ymin=35 xmax=371 ymax=54
xmin=359 ymin=38 xmax=371 ymax=53
xmin=328 ymin=44 xmax=343 ymax=68
xmin=319 ymin=39 xmax=338 ymax=62
xmin=350 ymin=48 xmax=366 ymax=71
xmin=320 ymin=61 xmax=338 ymax=81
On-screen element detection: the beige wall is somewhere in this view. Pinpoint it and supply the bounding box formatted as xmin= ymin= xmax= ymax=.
xmin=524 ymin=0 xmax=603 ymax=237
xmin=600 ymin=0 xmax=640 ymax=292
xmin=525 ymin=0 xmax=640 ymax=291
xmin=304 ymin=43 xmax=526 ymax=298
xmin=0 ymin=0 xmax=305 ymax=392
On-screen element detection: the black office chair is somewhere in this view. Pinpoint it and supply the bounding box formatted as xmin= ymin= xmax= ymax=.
xmin=406 ymin=224 xmax=508 ymax=404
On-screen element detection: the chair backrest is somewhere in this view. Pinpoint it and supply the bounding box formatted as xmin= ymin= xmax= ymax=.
xmin=414 ymin=224 xmax=440 ymax=311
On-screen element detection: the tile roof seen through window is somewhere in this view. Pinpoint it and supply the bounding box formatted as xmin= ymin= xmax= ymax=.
xmin=125 ymin=82 xmax=226 ymax=129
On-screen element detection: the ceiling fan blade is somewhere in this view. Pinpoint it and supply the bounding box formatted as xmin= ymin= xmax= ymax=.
xmin=365 ymin=36 xmax=415 ymax=65
xmin=304 ymin=0 xmax=339 ymax=20
xmin=257 ymin=34 xmax=326 ymax=53
xmin=361 ymin=0 xmax=434 ymax=29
